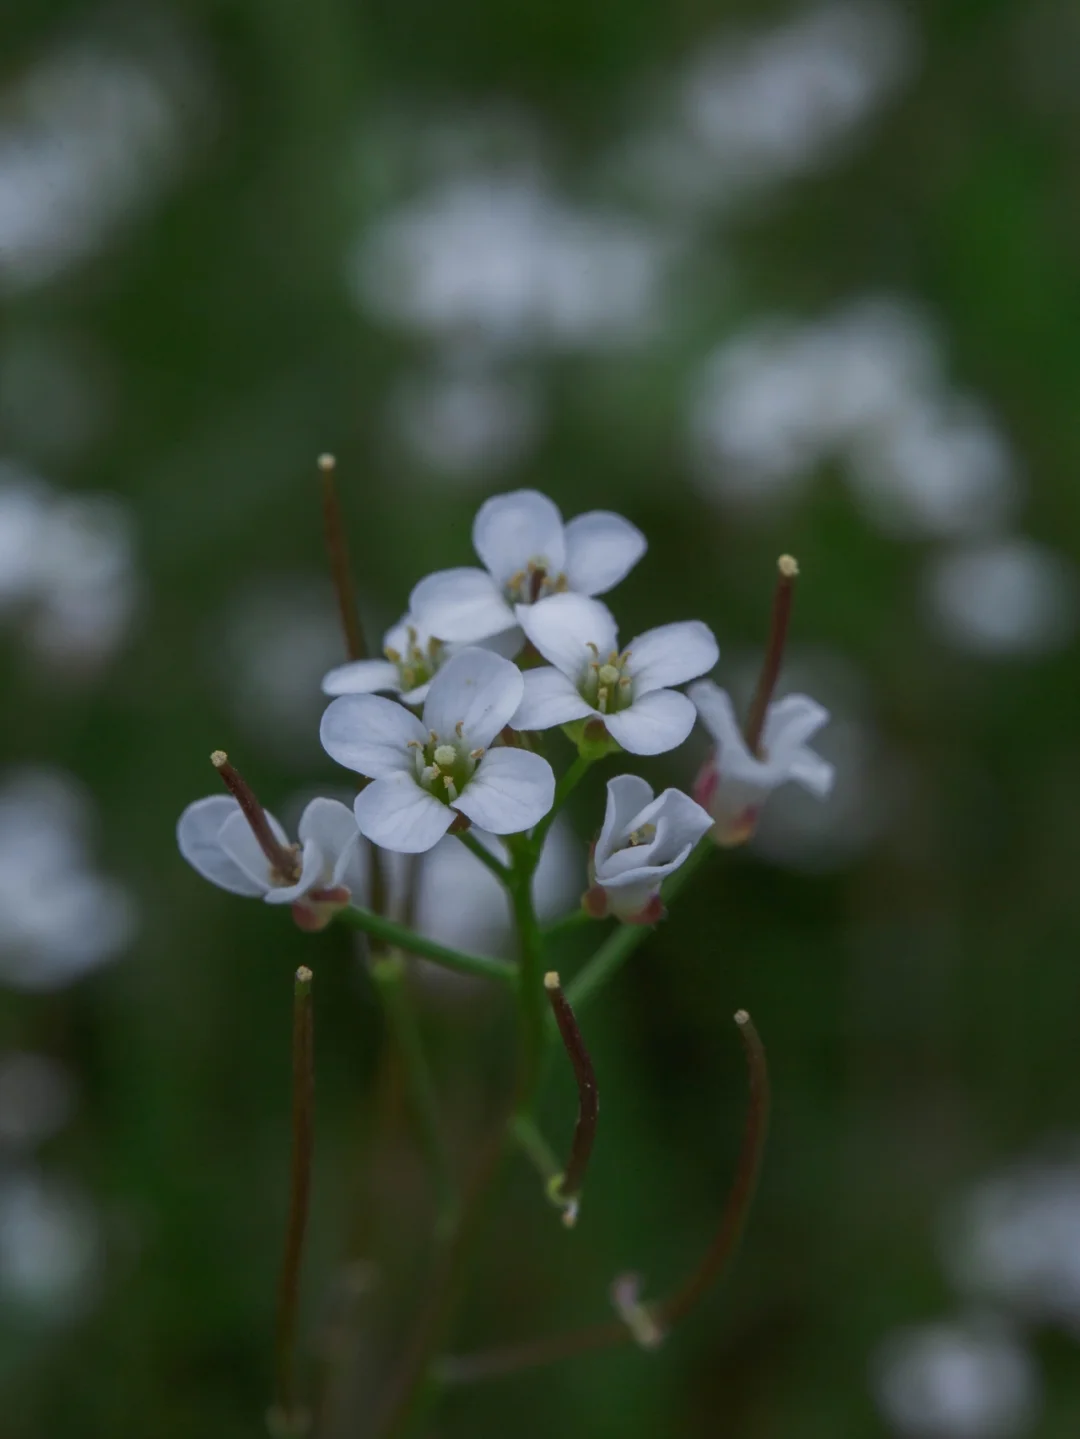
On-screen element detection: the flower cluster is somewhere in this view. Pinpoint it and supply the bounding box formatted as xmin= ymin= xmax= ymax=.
xmin=178 ymin=488 xmax=835 ymax=928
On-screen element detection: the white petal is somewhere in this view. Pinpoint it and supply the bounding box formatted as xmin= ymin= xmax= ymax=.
xmin=510 ymin=667 xmax=594 ymax=730
xmin=354 ymin=775 xmax=454 ymax=853
xmin=383 ymin=612 xmax=433 ymax=653
xmin=789 ymin=751 xmax=835 ymax=797
xmin=321 ymin=658 xmax=400 ymax=697
xmin=410 ymin=566 xmax=516 ymax=642
xmin=595 ymin=774 xmax=655 ymax=866
xmin=422 ymin=647 xmax=524 ymax=749
xmin=604 ymin=689 xmax=696 ymax=755
xmin=453 ymin=748 xmax=555 ymax=835
xmin=644 ymin=788 xmax=714 ymax=853
xmin=473 ymin=489 xmax=566 ymax=587
xmin=400 ymin=681 xmax=431 ymax=705
xmin=629 ymin=621 xmax=719 ymax=697
xmin=320 ymin=694 xmax=426 ymax=778
xmin=597 ymin=844 xmax=692 ymax=893
xmin=516 ymin=592 xmax=618 ymax=678
xmin=473 ymin=626 xmax=526 ymax=661
xmin=599 ymin=876 xmax=665 ymax=921
xmin=688 ymin=681 xmax=747 ymax=752
xmin=297 ymin=798 xmax=360 ymax=870
xmin=563 ymin=511 xmax=647 ymax=596
xmin=265 ymin=838 xmax=325 ymax=904
xmin=217 ymin=808 xmax=290 ymax=891
xmin=176 ymin=796 xmax=264 ymax=897
xmin=763 ymin=694 xmax=831 ymax=760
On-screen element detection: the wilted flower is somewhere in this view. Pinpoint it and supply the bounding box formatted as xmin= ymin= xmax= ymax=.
xmin=586 ymin=776 xmax=712 ymax=923
xmin=409 ymin=488 xmax=646 ymax=644
xmin=511 ymin=592 xmax=718 ymax=755
xmin=689 ymin=680 xmax=833 ymax=845
xmin=320 ymin=647 xmax=555 ymax=853
xmin=177 ymin=791 xmax=363 ymax=931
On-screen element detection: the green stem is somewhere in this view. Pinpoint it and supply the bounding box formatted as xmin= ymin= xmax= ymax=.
xmin=334 ymin=906 xmax=516 ymax=985
xmin=541 ymin=908 xmax=598 ymax=946
xmin=509 ymin=1113 xmax=562 ymax=1186
xmin=370 ymin=953 xmax=457 ymax=1235
xmin=529 ymin=752 xmax=592 ymax=857
xmin=455 ymin=829 xmax=511 ymax=883
xmin=509 ymin=864 xmax=546 ymax=1112
xmin=565 ymin=841 xmax=715 ymax=1014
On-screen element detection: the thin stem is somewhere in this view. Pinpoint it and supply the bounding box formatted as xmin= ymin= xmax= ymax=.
xmin=541 ymin=907 xmax=596 ymax=945
xmin=317 ymin=454 xmax=367 ymax=662
xmin=211 ymin=751 xmax=299 ymax=880
xmin=509 ymin=1113 xmax=562 ymax=1186
xmin=440 ymin=1009 xmax=770 ymax=1387
xmin=656 ymin=1010 xmax=769 ymax=1329
xmin=509 ymin=865 xmax=546 ymax=1112
xmin=543 ymin=972 xmax=598 ymax=1225
xmin=271 ymin=967 xmax=315 ymax=1433
xmin=564 ymin=840 xmax=714 ymax=1015
xmin=743 ymin=554 xmax=798 ymax=756
xmin=334 ymin=906 xmax=516 ymax=985
xmin=455 ymin=829 xmax=512 ymax=883
xmin=370 ymin=953 xmax=457 ymax=1234
xmin=530 ymin=751 xmax=592 ymax=857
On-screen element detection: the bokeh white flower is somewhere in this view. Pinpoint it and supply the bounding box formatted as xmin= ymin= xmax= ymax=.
xmin=410 ymin=488 xmax=646 ymax=645
xmin=512 ymin=593 xmax=718 ymax=756
xmin=321 ymin=647 xmax=555 ymax=852
xmin=588 ymin=776 xmax=712 ymax=923
xmin=689 ymin=680 xmax=834 ymax=845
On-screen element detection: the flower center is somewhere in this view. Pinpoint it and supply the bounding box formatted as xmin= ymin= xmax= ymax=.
xmin=580 ymin=644 xmax=634 ymax=715
xmin=384 ymin=626 xmax=444 ymax=695
xmin=409 ymin=724 xmax=484 ymax=805
xmin=626 ymin=822 xmax=656 ymax=848
xmin=504 ymin=558 xmax=570 ymax=606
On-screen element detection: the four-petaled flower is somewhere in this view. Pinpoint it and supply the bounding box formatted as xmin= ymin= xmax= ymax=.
xmin=320 ymin=647 xmax=556 ymax=853
xmin=409 ymin=488 xmax=647 ymax=644
xmin=321 ymin=612 xmax=518 ymax=705
xmin=510 ymin=593 xmax=718 ymax=755
xmin=586 ymin=776 xmax=712 ymax=924
xmin=177 ymin=795 xmax=363 ymax=929
xmin=688 ymin=680 xmax=834 ymax=846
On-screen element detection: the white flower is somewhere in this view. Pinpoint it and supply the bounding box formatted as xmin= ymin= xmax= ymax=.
xmin=589 ymin=776 xmax=712 ymax=923
xmin=176 ymin=795 xmax=363 ymax=929
xmin=409 ymin=488 xmax=646 ymax=644
xmin=321 ymin=612 xmax=519 ymax=705
xmin=320 ymin=647 xmax=555 ymax=853
xmin=689 ymin=679 xmax=834 ymax=845
xmin=510 ymin=593 xmax=718 ymax=756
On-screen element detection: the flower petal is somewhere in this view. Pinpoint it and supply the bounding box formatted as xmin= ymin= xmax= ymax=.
xmin=595 ymin=774 xmax=655 ymax=866
xmin=422 ymin=647 xmax=525 ymax=749
xmin=321 ymin=694 xmax=427 ymax=778
xmin=688 ymin=681 xmax=746 ymax=752
xmin=217 ymin=807 xmax=291 ymax=891
xmin=453 ymin=748 xmax=555 ymax=835
xmin=563 ymin=510 xmax=647 ymax=596
xmin=629 ymin=621 xmax=719 ymax=697
xmin=473 ymin=489 xmax=566 ymax=587
xmin=266 ymin=838 xmax=325 ymax=904
xmin=516 ymin=592 xmax=618 ymax=679
xmin=789 ymin=751 xmax=835 ymax=797
xmin=410 ymin=567 xmax=516 ymax=643
xmin=763 ymin=694 xmax=831 ymax=760
xmin=640 ymin=788 xmax=714 ymax=855
xmin=354 ymin=774 xmax=454 ymax=853
xmin=511 ymin=667 xmax=594 ymax=731
xmin=297 ymin=798 xmax=361 ymax=871
xmin=176 ymin=796 xmax=265 ymax=896
xmin=604 ymin=688 xmax=696 ymax=755
xmin=321 ymin=658 xmax=400 ymax=697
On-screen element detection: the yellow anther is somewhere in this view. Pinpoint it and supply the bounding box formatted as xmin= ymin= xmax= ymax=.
xmin=597 ymin=685 xmax=610 ymax=713
xmin=455 ymin=720 xmax=464 ymax=736
xmin=470 ymin=747 xmax=485 ymax=760
xmin=384 ymin=646 xmax=401 ymax=663
xmin=585 ymin=641 xmax=600 ymax=659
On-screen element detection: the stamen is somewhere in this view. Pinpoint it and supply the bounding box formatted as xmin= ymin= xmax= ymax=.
xmin=585 ymin=641 xmax=600 ymax=659
xmin=529 ymin=566 xmax=547 ymax=603
xmin=443 ymin=777 xmax=458 ymax=802
xmin=455 ymin=720 xmax=464 ymax=737
xmin=743 ymin=554 xmax=799 ymax=757
xmin=406 ymin=739 xmax=423 ymax=749
xmin=210 ymin=750 xmax=300 ymax=881
xmin=596 ymin=685 xmax=610 ymax=713
xmin=406 ymin=625 xmax=418 ymax=645
xmin=470 ymin=748 xmax=485 ymax=760
xmin=421 ymin=765 xmax=439 ymax=785
xmin=384 ymin=646 xmax=402 ymax=663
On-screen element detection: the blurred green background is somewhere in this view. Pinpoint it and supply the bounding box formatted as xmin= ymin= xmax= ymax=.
xmin=3 ymin=0 xmax=1080 ymax=1435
